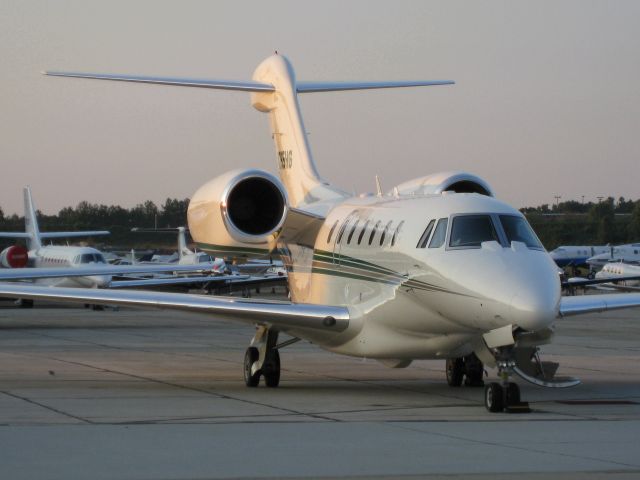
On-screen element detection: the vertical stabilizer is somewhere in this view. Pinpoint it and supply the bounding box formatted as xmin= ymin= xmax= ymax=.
xmin=177 ymin=227 xmax=193 ymax=258
xmin=250 ymin=55 xmax=346 ymax=207
xmin=23 ymin=187 xmax=42 ymax=250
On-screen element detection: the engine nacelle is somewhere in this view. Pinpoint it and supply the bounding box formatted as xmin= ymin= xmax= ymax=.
xmin=0 ymin=245 xmax=29 ymax=268
xmin=188 ymin=169 xmax=288 ymax=259
xmin=394 ymin=171 xmax=494 ymax=197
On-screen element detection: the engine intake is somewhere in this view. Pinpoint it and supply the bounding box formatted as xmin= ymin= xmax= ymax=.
xmin=225 ymin=175 xmax=287 ymax=237
xmin=188 ymin=169 xmax=289 ymax=251
xmin=0 ymin=245 xmax=29 ymax=268
xmin=395 ymin=171 xmax=494 ymax=197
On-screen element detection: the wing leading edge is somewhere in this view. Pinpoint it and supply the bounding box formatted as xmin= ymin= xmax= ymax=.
xmin=0 ymin=284 xmax=349 ymax=333
xmin=560 ymin=293 xmax=640 ymax=317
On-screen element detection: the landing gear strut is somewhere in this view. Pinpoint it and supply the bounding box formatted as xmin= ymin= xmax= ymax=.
xmin=243 ymin=326 xmax=281 ymax=388
xmin=445 ymin=353 xmax=485 ymax=387
xmin=484 ymin=350 xmax=530 ymax=413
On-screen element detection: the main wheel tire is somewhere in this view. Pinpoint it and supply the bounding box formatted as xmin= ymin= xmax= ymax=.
xmin=20 ymin=299 xmax=34 ymax=309
xmin=506 ymin=382 xmax=520 ymax=405
xmin=446 ymin=358 xmax=464 ymax=387
xmin=263 ymin=349 xmax=281 ymax=388
xmin=243 ymin=347 xmax=261 ymax=387
xmin=463 ymin=354 xmax=485 ymax=387
xmin=485 ymin=382 xmax=504 ymax=412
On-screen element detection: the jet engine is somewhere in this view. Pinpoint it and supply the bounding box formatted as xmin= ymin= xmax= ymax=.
xmin=188 ymin=169 xmax=288 ymax=259
xmin=394 ymin=171 xmax=494 ymax=197
xmin=0 ymin=245 xmax=29 ymax=268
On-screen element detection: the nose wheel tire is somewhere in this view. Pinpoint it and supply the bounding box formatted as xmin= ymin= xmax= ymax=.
xmin=506 ymin=382 xmax=520 ymax=405
xmin=244 ymin=347 xmax=260 ymax=387
xmin=485 ymin=382 xmax=524 ymax=412
xmin=485 ymin=383 xmax=504 ymax=412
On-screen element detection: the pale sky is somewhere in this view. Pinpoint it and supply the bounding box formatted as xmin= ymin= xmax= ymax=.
xmin=1 ymin=0 xmax=639 ymax=215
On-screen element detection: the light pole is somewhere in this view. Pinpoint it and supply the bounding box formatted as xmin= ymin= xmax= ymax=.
xmin=554 ymin=195 xmax=561 ymax=208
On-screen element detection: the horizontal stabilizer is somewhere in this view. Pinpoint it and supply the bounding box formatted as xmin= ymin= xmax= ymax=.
xmin=40 ymin=231 xmax=110 ymax=239
xmin=0 ymin=232 xmax=31 ymax=239
xmin=45 ymin=72 xmax=453 ymax=94
xmin=0 ymin=284 xmax=350 ymax=333
xmin=296 ymin=80 xmax=454 ymax=93
xmin=44 ymin=71 xmax=275 ymax=92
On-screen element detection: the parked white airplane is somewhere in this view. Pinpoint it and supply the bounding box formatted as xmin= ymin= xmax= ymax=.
xmin=0 ymin=187 xmax=111 ymax=288
xmin=587 ymin=243 xmax=640 ymax=270
xmin=594 ymin=262 xmax=640 ymax=290
xmin=131 ymin=227 xmax=226 ymax=270
xmin=549 ymin=245 xmax=610 ymax=268
xmin=2 ymin=54 xmax=640 ymax=412
xmin=0 ymin=188 xmax=244 ymax=292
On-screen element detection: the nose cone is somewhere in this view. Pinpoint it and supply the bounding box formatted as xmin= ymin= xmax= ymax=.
xmin=506 ymin=246 xmax=560 ymax=331
xmin=510 ymin=286 xmax=560 ymax=331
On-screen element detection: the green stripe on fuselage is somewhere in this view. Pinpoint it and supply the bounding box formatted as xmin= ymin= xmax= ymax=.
xmin=196 ymin=242 xmax=271 ymax=256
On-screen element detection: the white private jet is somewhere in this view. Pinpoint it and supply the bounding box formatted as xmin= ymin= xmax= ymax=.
xmin=0 ymin=186 xmax=112 ymax=288
xmin=549 ymin=245 xmax=610 ymax=268
xmin=593 ymin=262 xmax=640 ymax=291
xmin=587 ymin=243 xmax=640 ymax=270
xmin=2 ymin=54 xmax=640 ymax=412
xmin=131 ymin=227 xmax=225 ymax=270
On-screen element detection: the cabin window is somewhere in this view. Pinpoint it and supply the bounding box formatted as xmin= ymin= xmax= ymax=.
xmin=429 ymin=218 xmax=448 ymax=248
xmin=358 ymin=220 xmax=370 ymax=245
xmin=327 ymin=220 xmax=339 ymax=244
xmin=499 ymin=215 xmax=543 ymax=249
xmin=369 ymin=221 xmax=381 ymax=246
xmin=380 ymin=221 xmax=393 ymax=246
xmin=391 ymin=221 xmax=404 ymax=247
xmin=336 ymin=219 xmax=351 ymax=244
xmin=449 ymin=215 xmax=498 ymax=248
xmin=347 ymin=220 xmax=360 ymax=244
xmin=417 ymin=220 xmax=435 ymax=248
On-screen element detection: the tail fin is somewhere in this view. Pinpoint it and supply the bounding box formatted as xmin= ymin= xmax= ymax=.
xmin=23 ymin=187 xmax=42 ymax=250
xmin=176 ymin=227 xmax=192 ymax=258
xmin=250 ymin=55 xmax=347 ymax=207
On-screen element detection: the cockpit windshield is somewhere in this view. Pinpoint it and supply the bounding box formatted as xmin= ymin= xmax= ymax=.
xmin=449 ymin=215 xmax=499 ymax=248
xmin=79 ymin=253 xmax=106 ymax=264
xmin=499 ymin=215 xmax=543 ymax=249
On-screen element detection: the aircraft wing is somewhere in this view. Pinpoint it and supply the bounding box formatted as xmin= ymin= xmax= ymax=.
xmin=0 ymin=264 xmax=216 ymax=281
xmin=109 ymin=274 xmax=286 ymax=289
xmin=0 ymin=284 xmax=349 ymax=333
xmin=560 ymin=293 xmax=640 ymax=317
xmin=563 ymin=275 xmax=640 ymax=288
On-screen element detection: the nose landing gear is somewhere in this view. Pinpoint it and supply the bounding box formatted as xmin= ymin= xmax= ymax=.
xmin=484 ymin=356 xmax=530 ymax=413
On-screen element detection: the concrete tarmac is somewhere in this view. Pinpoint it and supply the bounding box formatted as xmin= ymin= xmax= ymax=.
xmin=1 ymin=298 xmax=640 ymax=479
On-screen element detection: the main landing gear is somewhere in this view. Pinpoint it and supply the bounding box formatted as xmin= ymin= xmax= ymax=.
xmin=484 ymin=351 xmax=531 ymax=413
xmin=445 ymin=353 xmax=485 ymax=387
xmin=243 ymin=326 xmax=296 ymax=388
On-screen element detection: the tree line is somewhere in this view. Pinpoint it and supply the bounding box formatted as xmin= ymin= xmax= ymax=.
xmin=522 ymin=197 xmax=640 ymax=249
xmin=1 ymin=196 xmax=640 ymax=251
